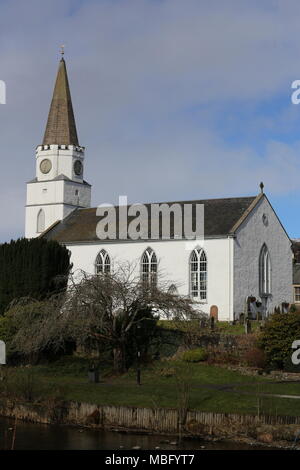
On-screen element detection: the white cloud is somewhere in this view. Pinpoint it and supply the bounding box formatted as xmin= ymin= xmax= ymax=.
xmin=91 ymin=127 xmax=300 ymax=204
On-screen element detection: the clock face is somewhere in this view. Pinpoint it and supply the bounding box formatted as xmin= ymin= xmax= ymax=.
xmin=74 ymin=159 xmax=83 ymax=176
xmin=40 ymin=159 xmax=52 ymax=174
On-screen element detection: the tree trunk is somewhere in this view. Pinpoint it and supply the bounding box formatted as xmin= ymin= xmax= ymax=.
xmin=113 ymin=343 xmax=126 ymax=374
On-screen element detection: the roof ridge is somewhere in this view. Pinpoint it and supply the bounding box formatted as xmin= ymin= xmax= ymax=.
xmin=229 ymin=193 xmax=264 ymax=234
xmin=76 ymin=195 xmax=256 ymax=212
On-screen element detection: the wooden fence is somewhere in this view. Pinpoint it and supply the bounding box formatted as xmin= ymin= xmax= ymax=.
xmin=1 ymin=400 xmax=300 ymax=435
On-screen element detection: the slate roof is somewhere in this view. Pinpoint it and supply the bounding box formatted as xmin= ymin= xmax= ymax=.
xmin=42 ymin=58 xmax=79 ymax=146
xmin=43 ymin=196 xmax=258 ymax=243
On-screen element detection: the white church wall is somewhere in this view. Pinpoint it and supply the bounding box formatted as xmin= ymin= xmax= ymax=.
xmin=25 ymin=180 xmax=74 ymax=237
xmin=66 ymin=237 xmax=232 ymax=321
xmin=26 ymin=180 xmax=65 ymax=206
xmin=233 ymin=196 xmax=293 ymax=318
xmin=25 ymin=203 xmax=74 ymax=238
xmin=26 ymin=175 xmax=90 ymax=238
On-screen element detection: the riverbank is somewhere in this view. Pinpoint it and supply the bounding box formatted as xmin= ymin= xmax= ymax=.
xmin=1 ymin=357 xmax=300 ymax=449
xmin=0 ymin=398 xmax=299 ymax=449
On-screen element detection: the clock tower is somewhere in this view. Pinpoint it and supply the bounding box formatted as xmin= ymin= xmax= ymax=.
xmin=25 ymin=56 xmax=91 ymax=238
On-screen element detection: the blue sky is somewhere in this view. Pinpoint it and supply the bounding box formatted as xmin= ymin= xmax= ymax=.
xmin=1 ymin=0 xmax=300 ymax=241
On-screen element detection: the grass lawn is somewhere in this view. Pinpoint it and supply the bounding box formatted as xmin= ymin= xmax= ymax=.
xmin=235 ymin=381 xmax=300 ymax=397
xmin=2 ymin=357 xmax=300 ymax=417
xmin=216 ymin=321 xmax=261 ymax=335
xmin=158 ymin=319 xmax=261 ymax=335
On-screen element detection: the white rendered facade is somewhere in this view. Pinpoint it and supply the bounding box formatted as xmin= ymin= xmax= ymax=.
xmin=66 ymin=237 xmax=232 ymax=320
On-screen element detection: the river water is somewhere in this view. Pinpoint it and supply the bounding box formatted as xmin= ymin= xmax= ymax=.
xmin=0 ymin=417 xmax=278 ymax=450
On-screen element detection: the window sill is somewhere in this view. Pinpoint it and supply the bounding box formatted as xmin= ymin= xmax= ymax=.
xmin=191 ymin=299 xmax=208 ymax=304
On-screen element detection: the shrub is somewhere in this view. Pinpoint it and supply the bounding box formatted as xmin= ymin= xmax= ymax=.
xmin=206 ymin=349 xmax=240 ymax=366
xmin=244 ymin=346 xmax=267 ymax=369
xmin=1 ymin=298 xmax=72 ymax=364
xmin=283 ymin=355 xmax=300 ymax=373
xmin=182 ymin=348 xmax=208 ymax=363
xmin=259 ymin=312 xmax=300 ymax=369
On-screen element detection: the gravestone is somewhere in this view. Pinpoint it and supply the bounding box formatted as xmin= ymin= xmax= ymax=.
xmin=281 ymin=302 xmax=289 ymax=314
xmin=210 ymin=305 xmax=218 ymax=321
xmin=248 ymin=297 xmax=257 ymax=320
xmin=245 ymin=319 xmax=252 ymax=335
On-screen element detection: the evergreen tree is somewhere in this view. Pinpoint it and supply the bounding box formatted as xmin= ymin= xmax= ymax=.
xmin=0 ymin=238 xmax=71 ymax=315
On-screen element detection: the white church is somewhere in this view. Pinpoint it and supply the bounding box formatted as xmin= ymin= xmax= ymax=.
xmin=25 ymin=57 xmax=293 ymax=321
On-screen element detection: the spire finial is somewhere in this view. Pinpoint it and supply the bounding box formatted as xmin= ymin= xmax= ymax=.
xmin=60 ymin=44 xmax=65 ymax=58
xmin=260 ymin=182 xmax=264 ymax=194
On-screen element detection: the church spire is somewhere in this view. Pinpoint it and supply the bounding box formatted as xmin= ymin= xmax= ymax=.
xmin=42 ymin=56 xmax=79 ymax=146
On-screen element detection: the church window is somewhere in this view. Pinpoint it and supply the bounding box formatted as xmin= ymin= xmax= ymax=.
xmin=141 ymin=247 xmax=157 ymax=286
xmin=37 ymin=209 xmax=45 ymax=233
xmin=259 ymin=244 xmax=271 ymax=295
xmin=95 ymin=249 xmax=111 ymax=274
xmin=190 ymin=248 xmax=207 ymax=300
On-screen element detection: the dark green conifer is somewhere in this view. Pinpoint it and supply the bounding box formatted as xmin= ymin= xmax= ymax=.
xmin=0 ymin=238 xmax=71 ymax=315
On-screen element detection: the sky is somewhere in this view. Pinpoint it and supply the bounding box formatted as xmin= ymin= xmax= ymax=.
xmin=1 ymin=0 xmax=300 ymax=242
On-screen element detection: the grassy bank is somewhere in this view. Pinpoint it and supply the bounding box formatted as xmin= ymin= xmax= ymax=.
xmin=158 ymin=320 xmax=261 ymax=335
xmin=1 ymin=356 xmax=300 ymax=417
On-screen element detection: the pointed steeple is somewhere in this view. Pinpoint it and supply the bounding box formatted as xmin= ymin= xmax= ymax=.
xmin=42 ymin=57 xmax=79 ymax=146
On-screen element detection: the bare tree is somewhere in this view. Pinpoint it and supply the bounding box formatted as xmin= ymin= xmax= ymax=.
xmin=9 ymin=262 xmax=205 ymax=373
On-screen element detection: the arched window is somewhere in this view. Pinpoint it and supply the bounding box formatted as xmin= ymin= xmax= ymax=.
xmin=141 ymin=247 xmax=157 ymax=285
xmin=259 ymin=244 xmax=271 ymax=295
xmin=95 ymin=249 xmax=111 ymax=274
xmin=190 ymin=248 xmax=207 ymax=300
xmin=37 ymin=209 xmax=45 ymax=233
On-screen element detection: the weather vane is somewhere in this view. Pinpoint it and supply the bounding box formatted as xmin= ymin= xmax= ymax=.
xmin=60 ymin=44 xmax=65 ymax=57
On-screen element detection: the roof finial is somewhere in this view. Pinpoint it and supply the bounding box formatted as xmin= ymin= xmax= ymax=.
xmin=60 ymin=44 xmax=65 ymax=58
xmin=260 ymin=181 xmax=264 ymax=194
